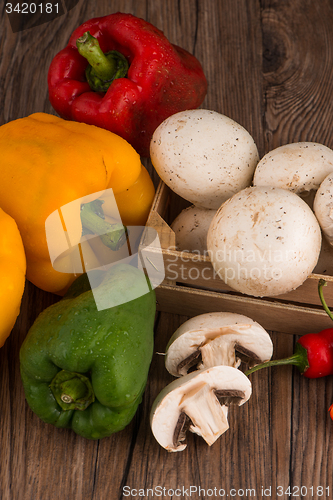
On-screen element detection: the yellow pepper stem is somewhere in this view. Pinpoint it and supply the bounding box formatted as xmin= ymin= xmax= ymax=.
xmin=80 ymin=199 xmax=128 ymax=251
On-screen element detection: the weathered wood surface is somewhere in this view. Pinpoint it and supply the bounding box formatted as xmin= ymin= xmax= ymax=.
xmin=1 ymin=1 xmax=333 ymax=499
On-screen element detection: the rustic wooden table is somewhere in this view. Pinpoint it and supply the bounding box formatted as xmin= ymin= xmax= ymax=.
xmin=1 ymin=1 xmax=333 ymax=499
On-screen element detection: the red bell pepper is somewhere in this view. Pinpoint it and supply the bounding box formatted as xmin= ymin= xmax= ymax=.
xmin=47 ymin=12 xmax=208 ymax=157
xmin=245 ymin=279 xmax=333 ymax=379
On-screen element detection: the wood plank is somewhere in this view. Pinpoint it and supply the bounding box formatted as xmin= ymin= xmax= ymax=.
xmin=155 ymin=282 xmax=333 ymax=335
xmin=261 ymin=0 xmax=333 ymax=492
xmin=291 ymin=374 xmax=333 ymax=494
xmin=261 ymin=0 xmax=333 ymax=151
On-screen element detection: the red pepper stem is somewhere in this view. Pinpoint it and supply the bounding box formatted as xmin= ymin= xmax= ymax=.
xmin=245 ymin=342 xmax=309 ymax=376
xmin=76 ymin=31 xmax=117 ymax=81
xmin=76 ymin=32 xmax=129 ymax=92
xmin=318 ymin=279 xmax=333 ymax=321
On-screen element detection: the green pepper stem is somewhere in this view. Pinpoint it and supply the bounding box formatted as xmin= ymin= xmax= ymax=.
xmin=318 ymin=279 xmax=333 ymax=321
xmin=245 ymin=342 xmax=309 ymax=377
xmin=60 ymin=378 xmax=88 ymax=403
xmin=50 ymin=370 xmax=95 ymax=411
xmin=80 ymin=200 xmax=128 ymax=251
xmin=76 ymin=31 xmax=129 ymax=92
xmin=76 ymin=31 xmax=117 ymax=80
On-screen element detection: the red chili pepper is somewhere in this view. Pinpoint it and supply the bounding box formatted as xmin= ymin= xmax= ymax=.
xmin=47 ymin=12 xmax=208 ymax=157
xmin=329 ymin=404 xmax=333 ymax=420
xmin=246 ymin=279 xmax=333 ymax=379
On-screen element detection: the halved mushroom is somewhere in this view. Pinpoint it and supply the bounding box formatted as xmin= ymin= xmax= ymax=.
xmin=150 ymin=365 xmax=251 ymax=452
xmin=165 ymin=312 xmax=273 ymax=376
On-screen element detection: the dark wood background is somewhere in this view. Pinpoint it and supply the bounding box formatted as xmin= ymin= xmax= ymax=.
xmin=1 ymin=1 xmax=333 ymax=499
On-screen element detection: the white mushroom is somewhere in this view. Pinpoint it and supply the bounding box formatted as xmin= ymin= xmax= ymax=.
xmin=150 ymin=109 xmax=259 ymax=209
xmin=165 ymin=312 xmax=273 ymax=377
xmin=207 ymin=186 xmax=322 ymax=297
xmin=171 ymin=205 xmax=217 ymax=254
xmin=150 ymin=365 xmax=251 ymax=452
xmin=313 ymin=173 xmax=333 ymax=245
xmin=313 ymin=235 xmax=333 ymax=275
xmin=253 ymin=142 xmax=333 ymax=203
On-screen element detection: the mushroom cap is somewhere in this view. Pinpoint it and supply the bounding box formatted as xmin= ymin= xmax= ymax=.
xmin=165 ymin=312 xmax=273 ymax=376
xmin=313 ymin=173 xmax=333 ymax=245
xmin=150 ymin=109 xmax=259 ymax=209
xmin=150 ymin=365 xmax=251 ymax=452
xmin=207 ymin=186 xmax=322 ymax=297
xmin=171 ymin=205 xmax=217 ymax=254
xmin=253 ymin=142 xmax=333 ymax=195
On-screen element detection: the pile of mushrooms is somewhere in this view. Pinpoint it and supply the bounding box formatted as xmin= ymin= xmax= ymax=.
xmin=150 ymin=312 xmax=273 ymax=452
xmin=150 ymin=111 xmax=333 ymax=297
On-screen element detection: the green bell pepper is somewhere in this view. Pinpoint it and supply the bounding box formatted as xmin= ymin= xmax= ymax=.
xmin=19 ymin=263 xmax=156 ymax=440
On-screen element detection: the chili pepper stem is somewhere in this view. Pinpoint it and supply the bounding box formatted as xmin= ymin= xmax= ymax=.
xmin=246 ymin=280 xmax=333 ymax=377
xmin=318 ymin=279 xmax=333 ymax=321
xmin=245 ymin=342 xmax=309 ymax=376
xmin=80 ymin=200 xmax=128 ymax=251
xmin=76 ymin=32 xmax=117 ymax=81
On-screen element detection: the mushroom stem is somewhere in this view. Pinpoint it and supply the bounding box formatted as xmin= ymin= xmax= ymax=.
xmin=181 ymin=383 xmax=229 ymax=446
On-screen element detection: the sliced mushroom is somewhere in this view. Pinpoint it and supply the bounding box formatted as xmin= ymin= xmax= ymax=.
xmin=150 ymin=365 xmax=251 ymax=452
xmin=165 ymin=312 xmax=273 ymax=376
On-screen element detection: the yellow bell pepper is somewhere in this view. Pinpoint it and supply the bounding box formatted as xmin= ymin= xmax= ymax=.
xmin=113 ymin=165 xmax=156 ymax=226
xmin=0 ymin=113 xmax=155 ymax=295
xmin=0 ymin=207 xmax=26 ymax=347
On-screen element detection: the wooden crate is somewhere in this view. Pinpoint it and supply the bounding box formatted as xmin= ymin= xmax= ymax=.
xmin=141 ymin=181 xmax=333 ymax=335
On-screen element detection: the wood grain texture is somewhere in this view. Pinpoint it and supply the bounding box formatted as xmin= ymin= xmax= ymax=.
xmin=261 ymin=0 xmax=333 ymax=150
xmin=1 ymin=1 xmax=333 ymax=499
